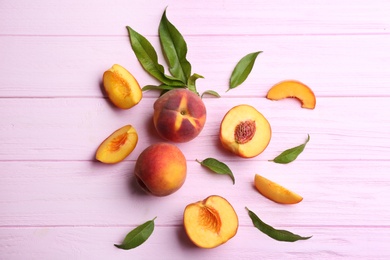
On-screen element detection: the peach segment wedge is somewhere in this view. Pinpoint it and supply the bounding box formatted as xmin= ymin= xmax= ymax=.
xmin=183 ymin=195 xmax=238 ymax=249
xmin=220 ymin=104 xmax=271 ymax=158
xmin=254 ymin=174 xmax=303 ymax=204
xmin=95 ymin=125 xmax=138 ymax=164
xmin=266 ymin=80 xmax=316 ymax=109
xmin=103 ymin=64 xmax=142 ymax=109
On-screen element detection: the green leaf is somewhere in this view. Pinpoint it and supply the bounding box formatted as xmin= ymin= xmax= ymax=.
xmin=196 ymin=158 xmax=235 ymax=184
xmin=159 ymin=8 xmax=192 ymax=84
xmin=270 ymin=135 xmax=310 ymax=164
xmin=127 ymin=26 xmax=184 ymax=87
xmin=187 ymin=73 xmax=204 ymax=95
xmin=201 ymin=90 xmax=221 ymax=98
xmin=228 ymin=51 xmax=262 ymax=91
xmin=142 ymin=84 xmax=178 ymax=92
xmin=114 ymin=217 xmax=157 ymax=250
xmin=246 ymin=207 xmax=312 ymax=242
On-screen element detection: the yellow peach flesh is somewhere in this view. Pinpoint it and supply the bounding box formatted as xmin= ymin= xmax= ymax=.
xmin=103 ymin=64 xmax=142 ymax=109
xmin=183 ymin=195 xmax=238 ymax=248
xmin=254 ymin=174 xmax=303 ymax=204
xmin=220 ymin=105 xmax=271 ymax=158
xmin=266 ymin=80 xmax=316 ymax=109
xmin=95 ymin=125 xmax=138 ymax=164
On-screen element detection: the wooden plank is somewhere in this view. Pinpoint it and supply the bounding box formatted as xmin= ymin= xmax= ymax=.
xmin=1 ymin=0 xmax=389 ymax=36
xmin=1 ymin=161 xmax=389 ymax=226
xmin=1 ymin=35 xmax=390 ymax=97
xmin=1 ymin=226 xmax=389 ymax=259
xmin=0 ymin=97 xmax=389 ymax=161
xmin=2 ymin=1 xmax=389 ymax=259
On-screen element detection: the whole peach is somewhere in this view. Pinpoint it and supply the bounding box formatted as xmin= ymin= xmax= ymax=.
xmin=134 ymin=143 xmax=187 ymax=196
xmin=153 ymin=89 xmax=206 ymax=143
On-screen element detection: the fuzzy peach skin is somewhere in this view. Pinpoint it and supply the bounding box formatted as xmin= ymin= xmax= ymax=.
xmin=134 ymin=143 xmax=187 ymax=196
xmin=153 ymin=89 xmax=206 ymax=143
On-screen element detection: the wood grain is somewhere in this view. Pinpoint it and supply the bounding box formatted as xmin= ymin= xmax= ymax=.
xmin=1 ymin=161 xmax=389 ymax=228
xmin=1 ymin=226 xmax=390 ymax=260
xmin=1 ymin=0 xmax=389 ymax=36
xmin=1 ymin=0 xmax=390 ymax=259
xmin=0 ymin=97 xmax=389 ymax=161
xmin=1 ymin=35 xmax=390 ymax=97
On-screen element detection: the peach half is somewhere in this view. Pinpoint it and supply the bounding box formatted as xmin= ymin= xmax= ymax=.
xmin=153 ymin=89 xmax=206 ymax=143
xmin=266 ymin=80 xmax=316 ymax=109
xmin=183 ymin=195 xmax=238 ymax=249
xmin=219 ymin=105 xmax=271 ymax=158
xmin=103 ymin=64 xmax=142 ymax=109
xmin=254 ymin=174 xmax=303 ymax=204
xmin=95 ymin=125 xmax=138 ymax=164
xmin=134 ymin=143 xmax=187 ymax=196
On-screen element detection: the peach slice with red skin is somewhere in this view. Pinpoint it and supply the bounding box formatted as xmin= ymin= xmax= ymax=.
xmin=266 ymin=80 xmax=316 ymax=109
xmin=183 ymin=195 xmax=238 ymax=249
xmin=95 ymin=125 xmax=138 ymax=164
xmin=219 ymin=104 xmax=271 ymax=158
xmin=153 ymin=89 xmax=206 ymax=143
xmin=103 ymin=64 xmax=142 ymax=109
xmin=254 ymin=174 xmax=303 ymax=204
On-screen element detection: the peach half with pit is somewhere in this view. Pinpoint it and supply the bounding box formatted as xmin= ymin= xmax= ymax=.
xmin=254 ymin=174 xmax=303 ymax=204
xmin=103 ymin=64 xmax=142 ymax=109
xmin=183 ymin=195 xmax=238 ymax=249
xmin=266 ymin=80 xmax=316 ymax=109
xmin=95 ymin=125 xmax=138 ymax=164
xmin=219 ymin=104 xmax=271 ymax=158
xmin=134 ymin=143 xmax=187 ymax=196
xmin=153 ymin=88 xmax=206 ymax=143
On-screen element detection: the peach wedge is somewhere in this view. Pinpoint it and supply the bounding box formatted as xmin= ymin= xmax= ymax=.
xmin=96 ymin=125 xmax=138 ymax=164
xmin=183 ymin=195 xmax=238 ymax=249
xmin=103 ymin=64 xmax=142 ymax=109
xmin=266 ymin=80 xmax=316 ymax=109
xmin=254 ymin=174 xmax=303 ymax=204
xmin=220 ymin=104 xmax=271 ymax=158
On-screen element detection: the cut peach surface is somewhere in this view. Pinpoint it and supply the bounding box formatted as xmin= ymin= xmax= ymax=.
xmin=183 ymin=195 xmax=238 ymax=249
xmin=220 ymin=104 xmax=271 ymax=158
xmin=266 ymin=80 xmax=316 ymax=109
xmin=95 ymin=125 xmax=138 ymax=164
xmin=254 ymin=174 xmax=303 ymax=204
xmin=103 ymin=64 xmax=142 ymax=109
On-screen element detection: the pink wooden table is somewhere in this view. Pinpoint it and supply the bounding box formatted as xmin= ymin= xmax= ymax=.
xmin=1 ymin=0 xmax=390 ymax=259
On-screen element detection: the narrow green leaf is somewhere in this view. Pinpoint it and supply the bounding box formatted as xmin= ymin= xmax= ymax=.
xmin=270 ymin=135 xmax=310 ymax=164
xmin=142 ymin=84 xmax=178 ymax=92
xmin=187 ymin=73 xmax=204 ymax=95
xmin=228 ymin=51 xmax=262 ymax=91
xmin=201 ymin=90 xmax=221 ymax=98
xmin=196 ymin=158 xmax=235 ymax=184
xmin=127 ymin=26 xmax=184 ymax=87
xmin=246 ymin=207 xmax=312 ymax=242
xmin=159 ymin=8 xmax=192 ymax=84
xmin=114 ymin=217 xmax=157 ymax=250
